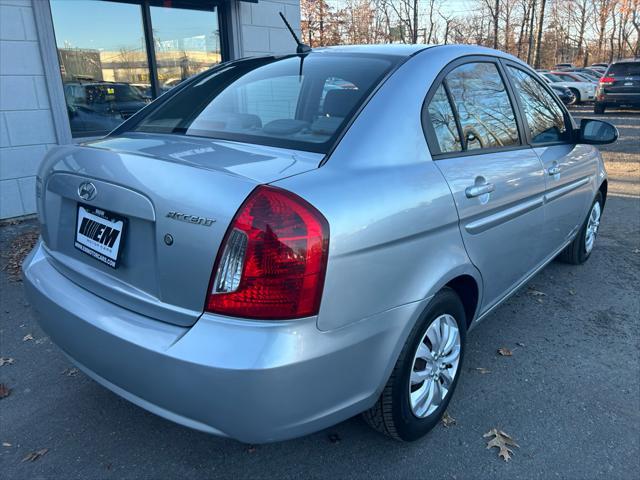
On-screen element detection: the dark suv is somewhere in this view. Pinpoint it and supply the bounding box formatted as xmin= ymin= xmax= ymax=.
xmin=594 ymin=59 xmax=640 ymax=114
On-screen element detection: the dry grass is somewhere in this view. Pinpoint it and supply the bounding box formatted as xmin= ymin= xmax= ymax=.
xmin=601 ymin=151 xmax=640 ymax=198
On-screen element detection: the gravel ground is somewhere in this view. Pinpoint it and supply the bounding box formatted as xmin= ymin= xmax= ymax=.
xmin=1 ymin=106 xmax=638 ymax=480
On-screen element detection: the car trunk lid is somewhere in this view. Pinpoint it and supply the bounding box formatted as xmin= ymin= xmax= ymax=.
xmin=37 ymin=133 xmax=322 ymax=327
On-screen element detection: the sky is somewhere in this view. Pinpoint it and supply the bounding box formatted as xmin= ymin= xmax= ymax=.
xmin=49 ymin=0 xmax=219 ymax=52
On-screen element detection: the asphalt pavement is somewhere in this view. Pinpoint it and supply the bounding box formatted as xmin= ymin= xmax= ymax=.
xmin=1 ymin=105 xmax=638 ymax=479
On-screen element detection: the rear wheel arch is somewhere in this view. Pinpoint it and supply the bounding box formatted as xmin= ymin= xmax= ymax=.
xmin=444 ymin=275 xmax=480 ymax=329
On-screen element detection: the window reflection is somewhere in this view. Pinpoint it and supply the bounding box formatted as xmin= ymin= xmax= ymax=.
xmin=50 ymin=0 xmax=223 ymax=138
xmin=445 ymin=63 xmax=519 ymax=150
xmin=50 ymin=0 xmax=150 ymax=137
xmin=150 ymin=6 xmax=221 ymax=93
xmin=507 ymin=67 xmax=568 ymax=144
xmin=427 ymin=85 xmax=461 ymax=153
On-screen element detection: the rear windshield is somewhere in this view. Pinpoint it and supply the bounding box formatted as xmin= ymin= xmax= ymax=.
xmin=133 ymin=54 xmax=397 ymax=153
xmin=607 ymin=62 xmax=640 ymax=76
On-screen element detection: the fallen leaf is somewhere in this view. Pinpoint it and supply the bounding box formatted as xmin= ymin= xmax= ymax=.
xmin=22 ymin=448 xmax=49 ymax=462
xmin=497 ymin=348 xmax=513 ymax=356
xmin=0 ymin=384 xmax=11 ymax=399
xmin=328 ymin=433 xmax=341 ymax=444
xmin=527 ymin=286 xmax=546 ymax=297
xmin=22 ymin=334 xmax=34 ymax=342
xmin=62 ymin=368 xmax=79 ymax=377
xmin=484 ymin=428 xmax=519 ymax=462
xmin=442 ymin=412 xmax=456 ymax=427
xmin=2 ymin=442 xmax=12 ymax=447
xmin=568 ymin=289 xmax=576 ymax=296
xmin=472 ymin=367 xmax=491 ymax=374
xmin=3 ymin=229 xmax=39 ymax=282
xmin=0 ymin=357 xmax=15 ymax=366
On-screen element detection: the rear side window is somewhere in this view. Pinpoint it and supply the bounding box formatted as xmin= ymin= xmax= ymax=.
xmin=607 ymin=62 xmax=640 ymax=76
xmin=507 ymin=66 xmax=568 ymax=144
xmin=133 ymin=54 xmax=396 ymax=153
xmin=444 ymin=62 xmax=519 ymax=150
xmin=426 ymin=85 xmax=462 ymax=153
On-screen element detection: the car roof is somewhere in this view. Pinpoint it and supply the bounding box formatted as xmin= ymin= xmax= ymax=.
xmin=611 ymin=58 xmax=640 ymax=64
xmin=312 ymin=44 xmax=435 ymax=57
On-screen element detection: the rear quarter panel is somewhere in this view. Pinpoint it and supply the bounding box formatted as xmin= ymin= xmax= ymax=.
xmin=274 ymin=46 xmax=495 ymax=331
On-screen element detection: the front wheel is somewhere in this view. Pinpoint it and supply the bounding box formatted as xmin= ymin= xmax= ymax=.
xmin=362 ymin=288 xmax=466 ymax=441
xmin=569 ymin=88 xmax=581 ymax=104
xmin=558 ymin=192 xmax=603 ymax=265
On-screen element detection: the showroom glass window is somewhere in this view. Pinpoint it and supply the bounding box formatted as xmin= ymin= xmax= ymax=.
xmin=50 ymin=0 xmax=223 ymax=138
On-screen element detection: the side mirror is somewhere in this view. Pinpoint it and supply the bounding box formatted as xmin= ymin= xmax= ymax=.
xmin=578 ymin=119 xmax=618 ymax=145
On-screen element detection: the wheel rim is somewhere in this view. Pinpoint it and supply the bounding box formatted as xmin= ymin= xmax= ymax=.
xmin=585 ymin=201 xmax=601 ymax=254
xmin=409 ymin=314 xmax=461 ymax=418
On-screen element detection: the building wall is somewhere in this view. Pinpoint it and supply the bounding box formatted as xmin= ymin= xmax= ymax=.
xmin=239 ymin=0 xmax=301 ymax=57
xmin=0 ymin=0 xmax=57 ymax=219
xmin=0 ymin=0 xmax=301 ymax=219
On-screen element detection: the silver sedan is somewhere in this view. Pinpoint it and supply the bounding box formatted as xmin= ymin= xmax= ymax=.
xmin=23 ymin=44 xmax=616 ymax=443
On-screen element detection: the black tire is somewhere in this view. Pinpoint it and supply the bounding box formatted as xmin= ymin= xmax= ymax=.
xmin=558 ymin=192 xmax=603 ymax=265
xmin=594 ymin=103 xmax=606 ymax=114
xmin=362 ymin=288 xmax=467 ymax=441
xmin=569 ymin=88 xmax=580 ymax=105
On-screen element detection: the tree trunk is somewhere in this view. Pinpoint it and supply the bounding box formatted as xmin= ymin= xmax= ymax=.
xmin=534 ymin=0 xmax=546 ymax=68
xmin=527 ymin=0 xmax=537 ymax=64
xmin=493 ymin=0 xmax=500 ymax=49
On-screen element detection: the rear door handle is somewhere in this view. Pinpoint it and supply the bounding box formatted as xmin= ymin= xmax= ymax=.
xmin=548 ymin=165 xmax=561 ymax=175
xmin=465 ymin=182 xmax=495 ymax=198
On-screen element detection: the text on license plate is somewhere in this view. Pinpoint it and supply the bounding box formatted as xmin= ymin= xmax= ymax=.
xmin=74 ymin=205 xmax=125 ymax=268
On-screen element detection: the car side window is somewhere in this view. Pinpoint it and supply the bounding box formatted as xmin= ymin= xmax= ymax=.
xmin=444 ymin=62 xmax=519 ymax=151
xmin=506 ymin=66 xmax=569 ymax=144
xmin=426 ymin=85 xmax=462 ymax=153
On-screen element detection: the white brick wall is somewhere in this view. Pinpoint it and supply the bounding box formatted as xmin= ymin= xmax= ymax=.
xmin=239 ymin=0 xmax=301 ymax=57
xmin=0 ymin=0 xmax=56 ymax=219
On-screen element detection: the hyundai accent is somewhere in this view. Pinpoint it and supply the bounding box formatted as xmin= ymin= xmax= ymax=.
xmin=24 ymin=44 xmax=617 ymax=443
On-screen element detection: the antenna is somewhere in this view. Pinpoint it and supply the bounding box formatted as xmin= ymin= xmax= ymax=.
xmin=279 ymin=12 xmax=311 ymax=54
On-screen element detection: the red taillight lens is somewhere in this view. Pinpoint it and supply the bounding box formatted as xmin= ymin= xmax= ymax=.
xmin=599 ymin=76 xmax=615 ymax=84
xmin=206 ymin=185 xmax=329 ymax=320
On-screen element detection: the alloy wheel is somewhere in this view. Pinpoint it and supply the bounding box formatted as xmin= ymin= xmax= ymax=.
xmin=409 ymin=314 xmax=461 ymax=418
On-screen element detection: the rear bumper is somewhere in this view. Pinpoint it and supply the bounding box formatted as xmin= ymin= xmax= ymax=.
xmin=23 ymin=240 xmax=421 ymax=443
xmin=596 ymin=93 xmax=640 ymax=106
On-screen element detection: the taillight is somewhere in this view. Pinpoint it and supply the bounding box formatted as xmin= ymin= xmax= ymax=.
xmin=599 ymin=76 xmax=615 ymax=85
xmin=206 ymin=185 xmax=329 ymax=320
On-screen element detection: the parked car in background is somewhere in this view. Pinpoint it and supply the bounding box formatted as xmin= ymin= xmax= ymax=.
xmin=551 ymin=70 xmax=597 ymax=84
xmin=551 ymin=84 xmax=577 ymax=105
xmin=542 ymin=72 xmax=596 ymax=103
xmin=566 ymin=68 xmax=603 ymax=82
xmin=24 ymin=45 xmax=617 ymax=444
xmin=63 ymin=82 xmax=148 ymax=137
xmin=594 ymin=58 xmax=640 ymax=114
xmin=554 ymin=63 xmax=574 ymax=69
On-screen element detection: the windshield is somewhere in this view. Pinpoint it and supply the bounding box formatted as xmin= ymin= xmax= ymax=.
xmin=133 ymin=54 xmax=397 ymax=153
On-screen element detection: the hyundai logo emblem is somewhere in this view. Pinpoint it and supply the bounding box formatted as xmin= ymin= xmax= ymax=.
xmin=77 ymin=181 xmax=97 ymax=201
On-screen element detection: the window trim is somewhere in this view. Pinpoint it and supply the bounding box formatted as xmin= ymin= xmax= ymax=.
xmin=49 ymin=0 xmax=228 ymax=140
xmin=421 ymin=55 xmax=527 ymax=161
xmin=499 ymin=59 xmax=577 ymax=147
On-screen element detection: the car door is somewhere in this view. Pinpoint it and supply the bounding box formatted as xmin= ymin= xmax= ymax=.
xmin=503 ymin=63 xmax=597 ymax=255
xmin=424 ymin=59 xmax=548 ymax=313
